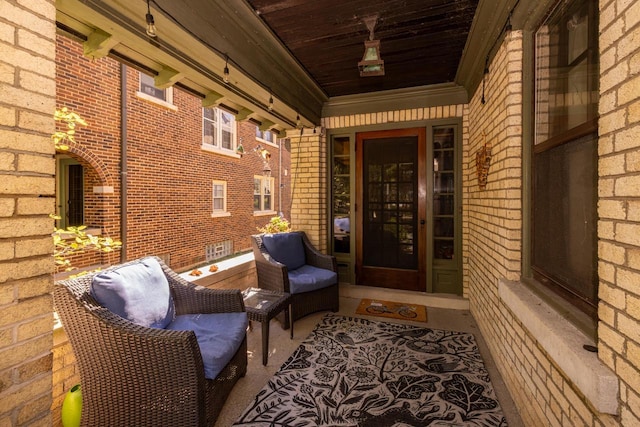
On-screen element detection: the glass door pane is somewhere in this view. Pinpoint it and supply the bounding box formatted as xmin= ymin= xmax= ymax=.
xmin=433 ymin=128 xmax=455 ymax=260
xmin=363 ymin=137 xmax=417 ymax=269
xmin=332 ymin=137 xmax=350 ymax=253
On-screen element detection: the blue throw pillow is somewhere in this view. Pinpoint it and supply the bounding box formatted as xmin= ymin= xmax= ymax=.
xmin=90 ymin=257 xmax=175 ymax=329
xmin=262 ymin=232 xmax=306 ymax=271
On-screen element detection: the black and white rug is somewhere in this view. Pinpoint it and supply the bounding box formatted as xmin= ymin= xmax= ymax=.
xmin=234 ymin=315 xmax=507 ymax=426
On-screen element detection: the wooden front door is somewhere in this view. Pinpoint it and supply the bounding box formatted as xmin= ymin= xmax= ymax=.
xmin=355 ymin=128 xmax=427 ymax=291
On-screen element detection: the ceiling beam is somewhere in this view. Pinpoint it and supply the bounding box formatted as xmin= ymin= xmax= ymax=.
xmin=155 ymin=66 xmax=183 ymax=89
xmin=455 ymin=0 xmax=557 ymax=98
xmin=56 ymin=0 xmax=325 ymax=129
xmin=455 ymin=0 xmax=515 ymax=98
xmin=83 ymin=28 xmax=119 ymax=59
xmin=322 ymin=83 xmax=468 ymax=118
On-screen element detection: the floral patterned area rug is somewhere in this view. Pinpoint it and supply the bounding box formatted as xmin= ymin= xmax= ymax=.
xmin=234 ymin=314 xmax=507 ymax=427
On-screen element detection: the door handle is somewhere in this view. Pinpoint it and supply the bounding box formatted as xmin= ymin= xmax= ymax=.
xmin=420 ymin=219 xmax=425 ymax=225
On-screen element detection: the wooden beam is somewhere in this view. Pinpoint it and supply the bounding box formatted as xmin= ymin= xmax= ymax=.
xmin=83 ymin=29 xmax=119 ymax=59
xmin=202 ymin=91 xmax=224 ymax=107
xmin=154 ymin=67 xmax=183 ymax=89
xmin=259 ymin=120 xmax=275 ymax=132
xmin=234 ymin=108 xmax=253 ymax=121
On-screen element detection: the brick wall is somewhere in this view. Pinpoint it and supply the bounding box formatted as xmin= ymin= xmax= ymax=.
xmin=466 ymin=0 xmax=640 ymax=422
xmin=597 ymin=0 xmax=640 ymax=424
xmin=0 ymin=1 xmax=56 ymax=425
xmin=286 ymin=129 xmax=328 ymax=250
xmin=465 ymin=30 xmax=547 ymax=424
xmin=55 ymin=35 xmax=291 ymax=272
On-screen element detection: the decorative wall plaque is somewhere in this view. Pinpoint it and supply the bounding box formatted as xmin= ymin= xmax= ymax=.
xmin=476 ymin=133 xmax=492 ymax=190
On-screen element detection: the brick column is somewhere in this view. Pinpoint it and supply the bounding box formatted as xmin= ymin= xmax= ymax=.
xmin=597 ymin=0 xmax=640 ymax=424
xmin=286 ymin=128 xmax=328 ymax=251
xmin=0 ymin=1 xmax=57 ymax=425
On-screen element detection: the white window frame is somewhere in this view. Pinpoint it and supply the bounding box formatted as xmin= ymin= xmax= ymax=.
xmin=202 ymin=107 xmax=239 ymax=158
xmin=256 ymin=126 xmax=277 ymax=147
xmin=211 ymin=180 xmax=230 ymax=217
xmin=136 ymin=72 xmax=176 ymax=110
xmin=253 ymin=175 xmax=275 ymax=215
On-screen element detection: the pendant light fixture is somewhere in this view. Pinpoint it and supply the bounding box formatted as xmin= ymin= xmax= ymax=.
xmin=145 ymin=0 xmax=157 ymax=38
xmin=223 ymin=55 xmax=230 ymax=84
xmin=358 ymin=15 xmax=384 ymax=77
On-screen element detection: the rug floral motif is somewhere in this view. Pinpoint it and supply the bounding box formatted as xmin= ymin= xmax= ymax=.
xmin=234 ymin=315 xmax=507 ymax=427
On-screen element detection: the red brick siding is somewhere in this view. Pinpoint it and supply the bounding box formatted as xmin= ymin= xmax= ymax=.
xmin=55 ymin=35 xmax=291 ymax=271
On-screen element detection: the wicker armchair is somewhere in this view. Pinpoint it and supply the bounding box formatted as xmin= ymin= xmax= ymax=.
xmin=251 ymin=231 xmax=339 ymax=329
xmin=54 ymin=256 xmax=247 ymax=427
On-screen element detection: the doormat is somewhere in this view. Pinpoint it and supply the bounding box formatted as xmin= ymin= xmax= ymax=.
xmin=356 ymin=298 xmax=427 ymax=322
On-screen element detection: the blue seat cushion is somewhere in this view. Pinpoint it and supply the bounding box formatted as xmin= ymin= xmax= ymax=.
xmin=288 ymin=264 xmax=337 ymax=295
xmin=90 ymin=257 xmax=175 ymax=329
xmin=167 ymin=312 xmax=248 ymax=380
xmin=262 ymin=232 xmax=306 ymax=271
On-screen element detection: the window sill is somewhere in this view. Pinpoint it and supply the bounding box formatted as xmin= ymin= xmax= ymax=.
xmin=498 ymin=279 xmax=618 ymax=414
xmin=257 ymin=137 xmax=278 ymax=148
xmin=54 ymin=227 xmax=102 ymax=240
xmin=200 ymin=144 xmax=241 ymax=159
xmin=178 ymin=252 xmax=254 ymax=286
xmin=253 ymin=210 xmax=277 ymax=217
xmin=135 ymin=91 xmax=178 ymax=111
xmin=211 ymin=212 xmax=231 ymax=218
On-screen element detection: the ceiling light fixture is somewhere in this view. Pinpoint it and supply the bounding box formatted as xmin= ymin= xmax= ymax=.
xmin=145 ymin=0 xmax=157 ymax=38
xmin=358 ymin=15 xmax=384 ymax=77
xmin=223 ymin=55 xmax=230 ymax=84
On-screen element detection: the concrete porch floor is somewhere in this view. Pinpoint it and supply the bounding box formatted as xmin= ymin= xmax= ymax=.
xmin=215 ymin=290 xmax=524 ymax=426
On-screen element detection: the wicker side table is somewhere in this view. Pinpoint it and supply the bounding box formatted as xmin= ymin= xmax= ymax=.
xmin=242 ymin=287 xmax=292 ymax=366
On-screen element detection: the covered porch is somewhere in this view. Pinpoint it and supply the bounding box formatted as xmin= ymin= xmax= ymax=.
xmin=1 ymin=0 xmax=638 ymax=426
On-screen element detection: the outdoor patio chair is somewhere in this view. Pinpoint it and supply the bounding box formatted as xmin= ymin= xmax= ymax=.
xmin=251 ymin=231 xmax=339 ymax=329
xmin=54 ymin=256 xmax=248 ymax=427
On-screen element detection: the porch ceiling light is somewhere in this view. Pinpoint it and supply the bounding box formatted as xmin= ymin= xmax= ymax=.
xmin=223 ymin=55 xmax=230 ymax=84
xmin=145 ymin=0 xmax=157 ymax=38
xmin=358 ymin=15 xmax=384 ymax=77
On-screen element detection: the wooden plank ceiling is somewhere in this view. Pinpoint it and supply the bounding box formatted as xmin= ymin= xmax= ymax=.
xmin=246 ymin=0 xmax=480 ymax=98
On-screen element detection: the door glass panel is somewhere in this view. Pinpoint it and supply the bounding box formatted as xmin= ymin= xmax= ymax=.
xmin=332 ymin=136 xmax=351 ymax=253
xmin=67 ymin=164 xmax=84 ymax=226
xmin=433 ymin=127 xmax=455 ymax=260
xmin=363 ymin=137 xmax=418 ymax=269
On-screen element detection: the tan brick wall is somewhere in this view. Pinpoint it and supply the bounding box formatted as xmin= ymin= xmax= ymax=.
xmin=468 ymin=0 xmax=640 ymax=422
xmin=466 ymin=29 xmax=617 ymax=427
xmin=287 ymin=129 xmax=329 ymax=250
xmin=51 ymin=328 xmax=79 ymax=427
xmin=465 ymin=32 xmax=551 ymax=425
xmin=597 ymin=0 xmax=640 ymax=424
xmin=0 ymin=0 xmax=56 ymax=425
